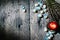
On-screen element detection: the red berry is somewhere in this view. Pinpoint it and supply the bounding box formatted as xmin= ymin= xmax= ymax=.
xmin=48 ymin=21 xmax=58 ymax=30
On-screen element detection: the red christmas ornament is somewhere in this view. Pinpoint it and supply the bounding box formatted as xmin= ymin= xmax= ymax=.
xmin=48 ymin=21 xmax=58 ymax=30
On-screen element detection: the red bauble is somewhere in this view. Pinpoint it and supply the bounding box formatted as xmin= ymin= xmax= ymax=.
xmin=48 ymin=21 xmax=58 ymax=30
